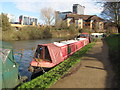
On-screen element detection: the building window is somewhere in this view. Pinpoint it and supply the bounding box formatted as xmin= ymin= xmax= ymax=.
xmin=75 ymin=20 xmax=78 ymax=25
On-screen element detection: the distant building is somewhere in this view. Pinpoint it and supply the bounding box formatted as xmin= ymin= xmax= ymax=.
xmin=73 ymin=4 xmax=85 ymax=15
xmin=55 ymin=11 xmax=72 ymax=20
xmin=55 ymin=4 xmax=104 ymax=32
xmin=6 ymin=13 xmax=16 ymax=22
xmin=19 ymin=15 xmax=38 ymax=25
xmin=10 ymin=15 xmax=38 ymax=29
xmin=55 ymin=11 xmax=72 ymax=25
xmin=55 ymin=4 xmax=85 ymax=23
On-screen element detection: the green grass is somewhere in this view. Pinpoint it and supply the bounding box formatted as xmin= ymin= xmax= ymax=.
xmin=105 ymin=34 xmax=120 ymax=88
xmin=17 ymin=42 xmax=95 ymax=89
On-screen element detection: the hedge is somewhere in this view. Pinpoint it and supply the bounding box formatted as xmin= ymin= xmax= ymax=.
xmin=105 ymin=34 xmax=120 ymax=88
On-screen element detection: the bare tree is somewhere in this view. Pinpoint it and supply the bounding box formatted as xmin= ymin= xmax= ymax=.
xmin=55 ymin=11 xmax=68 ymax=29
xmin=55 ymin=12 xmax=62 ymax=29
xmin=100 ymin=1 xmax=120 ymax=33
xmin=55 ymin=18 xmax=68 ymax=29
xmin=40 ymin=7 xmax=55 ymax=26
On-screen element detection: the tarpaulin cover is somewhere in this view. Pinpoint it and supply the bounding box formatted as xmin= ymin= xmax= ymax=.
xmin=47 ymin=43 xmax=64 ymax=64
xmin=82 ymin=33 xmax=89 ymax=35
xmin=0 ymin=41 xmax=19 ymax=88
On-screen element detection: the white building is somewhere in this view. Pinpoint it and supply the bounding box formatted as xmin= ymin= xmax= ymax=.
xmin=73 ymin=4 xmax=85 ymax=15
xmin=6 ymin=13 xmax=16 ymax=22
xmin=19 ymin=15 xmax=38 ymax=25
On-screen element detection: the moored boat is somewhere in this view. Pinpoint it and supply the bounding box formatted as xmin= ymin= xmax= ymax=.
xmin=28 ymin=34 xmax=90 ymax=73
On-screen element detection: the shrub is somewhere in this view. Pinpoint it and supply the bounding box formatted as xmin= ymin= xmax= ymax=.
xmin=42 ymin=27 xmax=52 ymax=38
xmin=105 ymin=34 xmax=120 ymax=88
xmin=2 ymin=25 xmax=79 ymax=41
xmin=68 ymin=24 xmax=78 ymax=36
xmin=2 ymin=29 xmax=18 ymax=40
xmin=60 ymin=21 xmax=68 ymax=29
xmin=1 ymin=13 xmax=12 ymax=31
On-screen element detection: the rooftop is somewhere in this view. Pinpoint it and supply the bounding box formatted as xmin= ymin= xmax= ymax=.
xmin=66 ymin=14 xmax=104 ymax=21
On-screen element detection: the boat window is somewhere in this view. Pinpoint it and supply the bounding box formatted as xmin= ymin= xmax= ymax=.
xmin=34 ymin=46 xmax=43 ymax=59
xmin=67 ymin=45 xmax=71 ymax=54
xmin=80 ymin=34 xmax=89 ymax=37
xmin=76 ymin=45 xmax=78 ymax=49
xmin=44 ymin=46 xmax=51 ymax=61
xmin=34 ymin=46 xmax=52 ymax=62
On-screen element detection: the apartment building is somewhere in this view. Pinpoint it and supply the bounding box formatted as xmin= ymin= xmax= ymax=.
xmin=55 ymin=4 xmax=104 ymax=32
xmin=19 ymin=15 xmax=38 ymax=25
xmin=6 ymin=13 xmax=16 ymax=22
xmin=65 ymin=14 xmax=104 ymax=31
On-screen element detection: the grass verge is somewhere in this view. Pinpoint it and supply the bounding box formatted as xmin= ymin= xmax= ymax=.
xmin=105 ymin=34 xmax=120 ymax=88
xmin=17 ymin=42 xmax=95 ymax=89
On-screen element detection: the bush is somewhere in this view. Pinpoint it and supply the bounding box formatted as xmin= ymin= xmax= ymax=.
xmin=20 ymin=26 xmax=44 ymax=39
xmin=105 ymin=34 xmax=120 ymax=88
xmin=2 ymin=25 xmax=79 ymax=41
xmin=68 ymin=24 xmax=78 ymax=36
xmin=1 ymin=13 xmax=12 ymax=31
xmin=42 ymin=27 xmax=52 ymax=38
xmin=2 ymin=29 xmax=18 ymax=40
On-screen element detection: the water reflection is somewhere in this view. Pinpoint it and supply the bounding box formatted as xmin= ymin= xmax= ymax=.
xmin=9 ymin=38 xmax=63 ymax=80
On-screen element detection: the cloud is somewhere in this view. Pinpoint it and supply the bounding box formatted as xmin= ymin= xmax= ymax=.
xmin=83 ymin=3 xmax=104 ymax=15
xmin=1 ymin=0 xmax=118 ymax=2
xmin=1 ymin=0 xmax=104 ymax=15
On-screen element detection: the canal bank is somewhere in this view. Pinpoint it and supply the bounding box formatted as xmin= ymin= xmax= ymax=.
xmin=51 ymin=39 xmax=115 ymax=88
xmin=2 ymin=26 xmax=78 ymax=41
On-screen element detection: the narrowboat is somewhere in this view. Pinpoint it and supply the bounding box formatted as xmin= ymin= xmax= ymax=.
xmin=28 ymin=36 xmax=90 ymax=73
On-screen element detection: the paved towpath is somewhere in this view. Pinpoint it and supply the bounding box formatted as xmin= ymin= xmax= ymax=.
xmin=50 ymin=39 xmax=115 ymax=88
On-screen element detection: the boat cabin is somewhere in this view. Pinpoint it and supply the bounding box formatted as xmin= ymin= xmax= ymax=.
xmin=77 ymin=33 xmax=90 ymax=38
xmin=0 ymin=42 xmax=19 ymax=89
xmin=34 ymin=45 xmax=52 ymax=62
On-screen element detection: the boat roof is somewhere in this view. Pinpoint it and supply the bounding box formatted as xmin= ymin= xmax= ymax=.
xmin=81 ymin=33 xmax=89 ymax=34
xmin=91 ymin=33 xmax=104 ymax=35
xmin=53 ymin=38 xmax=86 ymax=47
xmin=77 ymin=38 xmax=86 ymax=40
xmin=38 ymin=38 xmax=87 ymax=47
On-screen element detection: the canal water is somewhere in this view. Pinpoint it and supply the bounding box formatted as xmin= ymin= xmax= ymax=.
xmin=8 ymin=38 xmax=64 ymax=81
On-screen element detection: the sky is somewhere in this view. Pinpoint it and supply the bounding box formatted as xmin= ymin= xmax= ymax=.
xmin=0 ymin=0 xmax=106 ymax=24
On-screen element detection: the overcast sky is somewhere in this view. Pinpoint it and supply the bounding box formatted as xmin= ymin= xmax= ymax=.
xmin=1 ymin=0 xmax=117 ymax=24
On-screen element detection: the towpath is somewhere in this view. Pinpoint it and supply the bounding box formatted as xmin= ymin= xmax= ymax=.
xmin=50 ymin=39 xmax=115 ymax=88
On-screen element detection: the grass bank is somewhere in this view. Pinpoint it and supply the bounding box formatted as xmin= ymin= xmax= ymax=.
xmin=17 ymin=42 xmax=95 ymax=89
xmin=105 ymin=34 xmax=120 ymax=88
